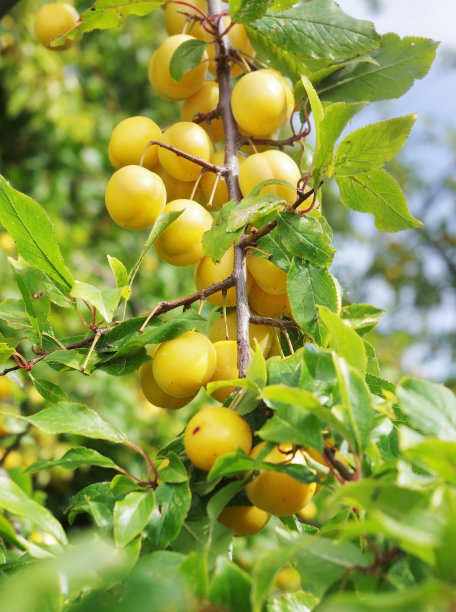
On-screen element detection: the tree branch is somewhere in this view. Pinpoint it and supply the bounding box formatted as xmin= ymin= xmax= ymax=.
xmin=208 ymin=0 xmax=251 ymax=378
xmin=141 ymin=139 xmax=224 ymax=175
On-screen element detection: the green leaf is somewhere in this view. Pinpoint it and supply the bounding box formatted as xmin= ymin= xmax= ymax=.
xmin=97 ymin=311 xmax=206 ymax=357
xmin=169 ymin=39 xmax=207 ymax=82
xmin=209 ymin=558 xmax=252 ymax=612
xmin=43 ymin=347 xmax=101 ymax=373
xmin=340 ymin=303 xmax=385 ymax=335
xmin=208 ymin=449 xmax=317 ymax=484
xmin=226 ymin=193 xmax=285 ymax=232
xmin=0 ymin=343 xmax=15 ymax=365
xmin=277 ymin=211 xmax=335 ymax=267
xmin=315 ymin=580 xmax=451 ymax=612
xmin=0 ymin=475 xmax=67 ymax=545
xmin=229 ymin=0 xmax=274 ymax=23
xmin=0 ymin=177 xmax=73 ymax=294
xmin=206 ymin=479 xmax=247 ymax=525
xmin=259 ymin=409 xmax=322 ymax=450
xmin=178 ymin=552 xmax=209 ymax=600
xmin=67 ymin=481 xmax=115 ymax=527
xmin=146 ymin=482 xmax=191 ymax=549
xmin=27 ymin=402 xmax=128 ymax=443
xmin=256 ymin=229 xmax=291 ymax=272
xmin=332 ymin=354 xmax=373 ymax=453
xmin=268 ymin=350 xmax=303 ymax=387
xmin=397 ymin=377 xmax=456 ymax=441
xmin=53 ymin=0 xmax=163 ymax=43
xmin=314 ymin=101 xmax=365 ymax=184
xmin=287 ymin=260 xmax=339 ymax=344
xmin=9 ymin=259 xmax=50 ymax=341
xmin=334 ymin=114 xmax=416 ymax=176
xmin=262 ymin=384 xmax=354 ymax=447
xmin=293 ymin=537 xmax=371 ymax=598
xmin=336 ymin=168 xmax=422 ymax=232
xmin=30 ymin=377 xmax=67 ymax=403
xmin=319 ymin=33 xmax=438 ymax=102
xmin=247 ymin=1 xmax=379 ymax=63
xmin=70 ymin=280 xmax=125 ymax=324
xmin=244 ymin=27 xmax=307 ymax=83
xmin=0 ymin=298 xmax=33 ymax=331
xmin=202 ymin=200 xmax=243 ymax=262
xmin=128 ymin=209 xmax=183 ymax=286
xmin=107 ymin=255 xmax=129 ymax=289
xmin=268 ymin=592 xmax=320 ymax=612
xmin=251 ymin=544 xmax=298 ymax=612
xmin=319 ymin=306 xmax=367 ymax=374
xmin=246 ymin=345 xmax=267 ymax=389
xmin=156 ymin=452 xmax=188 ymax=484
xmin=113 ymin=490 xmax=155 ymax=548
xmin=26 ymin=447 xmax=118 ymax=473
xmin=400 ymin=432 xmax=456 ymax=486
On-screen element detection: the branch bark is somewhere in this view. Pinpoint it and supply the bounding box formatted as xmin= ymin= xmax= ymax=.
xmin=208 ymin=0 xmax=251 ymax=378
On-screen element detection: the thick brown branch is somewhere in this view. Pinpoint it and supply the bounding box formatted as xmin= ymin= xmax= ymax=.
xmin=208 ymin=0 xmax=250 ymax=378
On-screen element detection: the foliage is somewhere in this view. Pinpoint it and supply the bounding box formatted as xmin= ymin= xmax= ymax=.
xmin=0 ymin=0 xmax=454 ymax=611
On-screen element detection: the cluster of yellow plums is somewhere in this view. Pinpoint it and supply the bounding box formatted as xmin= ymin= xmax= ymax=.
xmin=35 ymin=0 xmax=321 ymax=537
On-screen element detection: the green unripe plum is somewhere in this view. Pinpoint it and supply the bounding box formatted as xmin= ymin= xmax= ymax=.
xmin=105 ymin=165 xmax=166 ymax=230
xmin=158 ymin=121 xmax=213 ymax=182
xmin=239 ymin=150 xmax=301 ymax=204
xmin=231 ymin=69 xmax=294 ymax=137
xmin=148 ymin=34 xmax=208 ymax=100
xmin=152 ymin=331 xmax=216 ymax=398
xmin=108 ymin=116 xmax=162 ymax=170
xmin=154 ymin=199 xmax=213 ymax=266
xmin=184 ymin=405 xmax=252 ymax=471
xmin=34 ymin=2 xmax=79 ymax=50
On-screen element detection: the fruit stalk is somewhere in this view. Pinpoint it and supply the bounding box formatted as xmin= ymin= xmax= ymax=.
xmin=208 ymin=0 xmax=251 ymax=377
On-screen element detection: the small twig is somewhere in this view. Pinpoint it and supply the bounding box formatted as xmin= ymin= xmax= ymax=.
xmin=141 ymin=139 xmax=224 ymax=175
xmin=128 ymin=441 xmax=159 ymax=486
xmin=249 ymin=315 xmax=299 ymax=330
xmin=81 ymin=330 xmax=101 ymax=373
